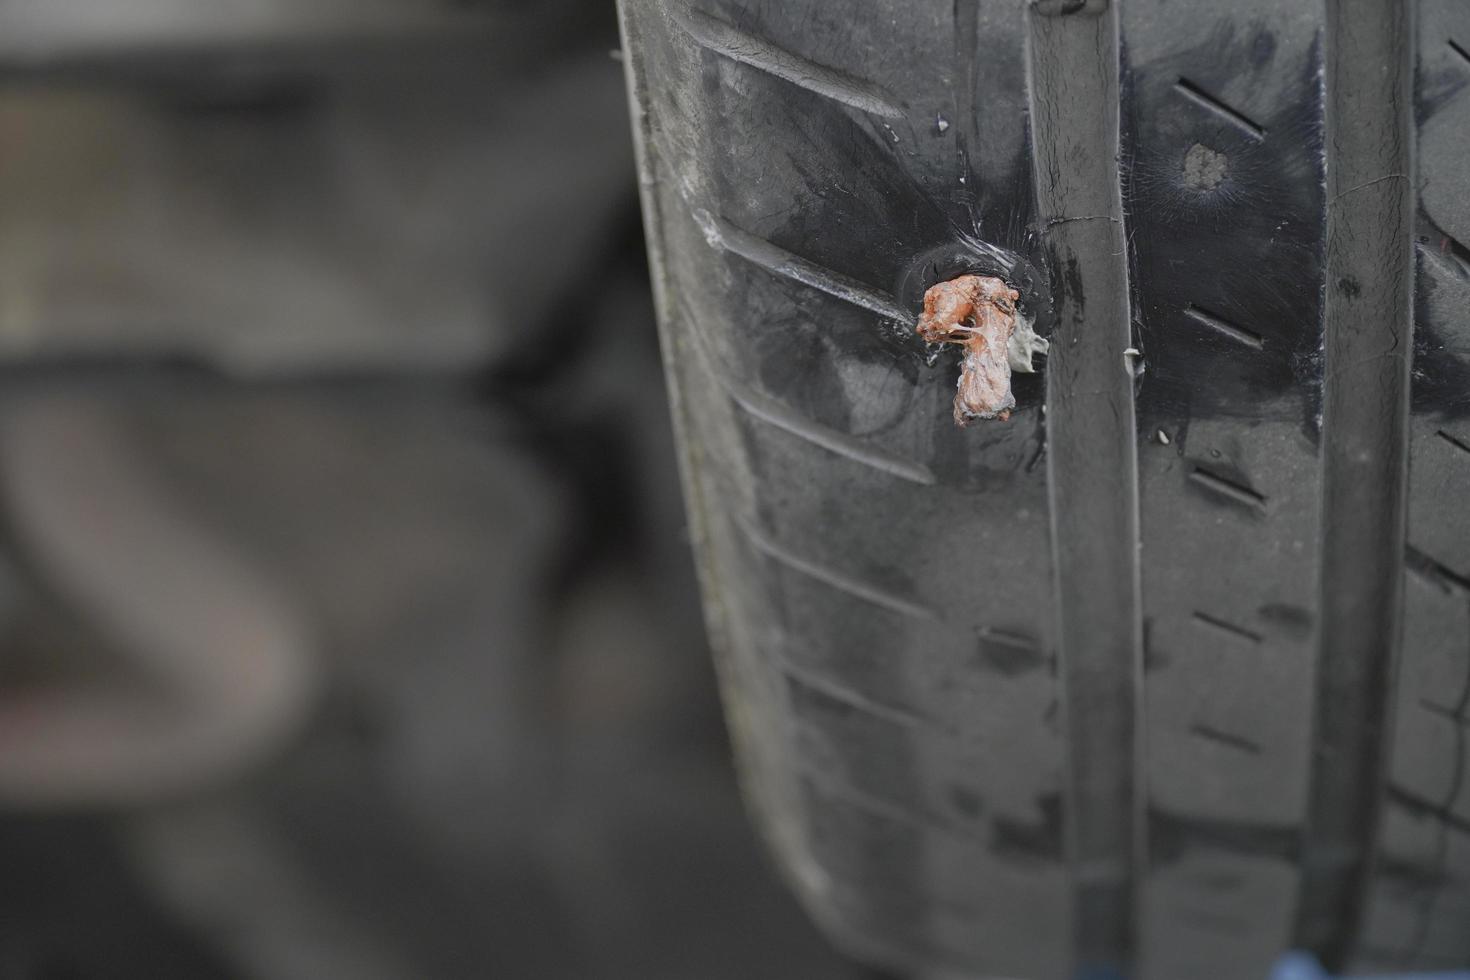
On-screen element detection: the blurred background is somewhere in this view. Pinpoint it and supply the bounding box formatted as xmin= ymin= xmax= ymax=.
xmin=0 ymin=3 xmax=867 ymax=977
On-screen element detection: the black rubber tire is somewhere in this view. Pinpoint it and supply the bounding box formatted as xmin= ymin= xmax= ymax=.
xmin=617 ymin=1 xmax=1469 ymax=977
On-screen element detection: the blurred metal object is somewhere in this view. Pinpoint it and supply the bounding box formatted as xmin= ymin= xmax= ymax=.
xmin=0 ymin=396 xmax=318 ymax=807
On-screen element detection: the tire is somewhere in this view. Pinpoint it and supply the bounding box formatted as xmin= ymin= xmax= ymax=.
xmin=617 ymin=1 xmax=1467 ymax=977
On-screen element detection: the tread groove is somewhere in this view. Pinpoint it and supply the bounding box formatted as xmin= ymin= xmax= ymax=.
xmin=1405 ymin=546 xmax=1470 ymax=595
xmin=1406 ymin=597 xmax=1470 ymax=961
xmin=1173 ymin=77 xmax=1267 ymax=140
xmin=737 ymin=517 xmax=938 ymax=621
xmin=1189 ymin=722 xmax=1264 ymax=756
xmin=1191 ymin=611 xmax=1264 ymax=645
xmin=979 ymin=625 xmax=1043 ymax=651
xmin=1434 ymin=428 xmax=1470 ymax=458
xmin=1187 ymin=465 xmax=1268 ymax=513
xmin=693 ymin=210 xmax=913 ymax=323
xmin=780 ymin=661 xmax=947 ymax=733
xmin=799 ymin=769 xmax=987 ymax=844
xmin=1418 ymin=219 xmax=1470 ymax=279
xmin=724 ymin=394 xmax=937 ymax=485
xmin=672 ymin=8 xmax=905 ymax=119
xmin=1387 ymin=784 xmax=1470 ymax=838
xmin=1295 ymin=0 xmax=1414 ymax=965
xmin=1450 ymin=38 xmax=1470 ymax=70
xmin=1418 ymin=240 xmax=1470 ymax=281
xmin=676 ymin=296 xmax=938 ymax=485
xmin=1419 ymin=697 xmax=1469 ymax=727
xmin=1028 ymin=3 xmax=1142 ymax=973
xmin=1182 ymin=305 xmax=1266 ymax=350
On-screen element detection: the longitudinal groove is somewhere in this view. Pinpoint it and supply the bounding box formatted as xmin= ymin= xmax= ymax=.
xmin=737 ymin=516 xmax=938 ymax=621
xmin=1295 ymin=0 xmax=1414 ymax=966
xmin=1173 ymin=77 xmax=1267 ymax=140
xmin=1183 ymin=305 xmax=1266 ymax=350
xmin=1027 ymin=4 xmax=1142 ymax=975
xmin=952 ymin=0 xmax=980 ymax=191
xmin=676 ymin=296 xmax=937 ymax=485
xmin=1188 ymin=465 xmax=1268 ymax=513
xmin=672 ymin=8 xmax=904 ymax=119
xmin=694 ymin=210 xmax=913 ymax=323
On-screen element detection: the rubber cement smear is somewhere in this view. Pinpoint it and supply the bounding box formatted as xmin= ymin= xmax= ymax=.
xmin=915 ymin=274 xmax=1047 ymax=425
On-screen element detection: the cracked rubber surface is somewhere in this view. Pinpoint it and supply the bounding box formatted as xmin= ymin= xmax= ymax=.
xmin=619 ymin=0 xmax=1464 ymax=977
